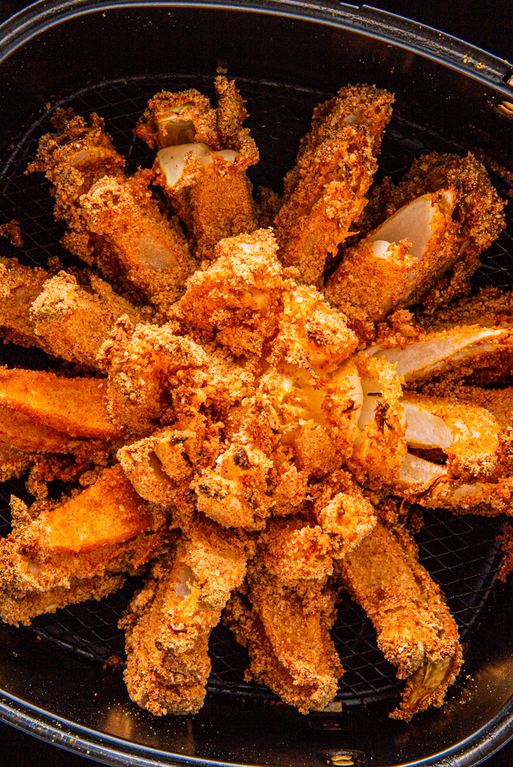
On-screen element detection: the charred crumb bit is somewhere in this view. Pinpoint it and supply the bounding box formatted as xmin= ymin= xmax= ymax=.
xmin=0 ymin=220 xmax=23 ymax=247
xmin=233 ymin=447 xmax=251 ymax=468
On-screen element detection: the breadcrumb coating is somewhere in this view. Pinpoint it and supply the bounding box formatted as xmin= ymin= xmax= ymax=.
xmin=339 ymin=522 xmax=462 ymax=720
xmin=122 ymin=516 xmax=253 ymax=715
xmin=275 ymin=84 xmax=394 ymax=286
xmin=0 ymin=464 xmax=163 ymax=625
xmin=141 ymin=77 xmax=259 ymax=261
xmin=79 ymin=172 xmax=196 ymax=311
xmin=0 ymin=79 xmax=509 ymax=723
xmin=172 ymin=228 xmax=283 ymax=356
xmin=29 ymin=270 xmax=144 ymax=369
xmin=225 ymin=559 xmax=342 ymax=713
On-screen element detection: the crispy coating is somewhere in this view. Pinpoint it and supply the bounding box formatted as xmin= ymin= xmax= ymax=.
xmin=166 ymin=169 xmax=258 ymax=262
xmin=117 ymin=414 xmax=223 ymax=530
xmin=144 ymin=77 xmax=259 ymax=260
xmin=415 ymin=285 xmax=513 ymax=333
xmin=122 ymin=515 xmax=254 ymax=715
xmin=259 ymin=474 xmax=376 ymax=584
xmin=346 ymin=354 xmax=407 ymax=486
xmin=0 ymin=257 xmax=52 ymax=349
xmin=353 ymin=151 xmax=506 ymax=312
xmin=28 ymin=111 xmax=127 ymax=283
xmin=99 ymin=317 xmax=255 ymax=435
xmin=98 ymin=318 xmax=209 ymax=434
xmin=2 ymin=80 xmax=510 ymax=722
xmin=0 ymin=464 xmax=163 ymax=625
xmin=29 ymin=270 xmax=144 ymax=369
xmin=134 ymin=88 xmax=217 ymax=149
xmin=0 ymin=259 xmax=147 ymax=369
xmin=193 ymin=442 xmax=274 ymax=530
xmin=30 ymin=111 xmax=195 ymax=307
xmin=225 ymin=559 xmax=342 ymax=713
xmin=0 ymin=366 xmax=125 ymax=441
xmin=417 ymin=383 xmax=513 ymax=431
xmin=172 ymin=229 xmax=283 ymax=356
xmin=325 ymin=188 xmax=460 ymax=325
xmin=79 ymin=172 xmax=196 ymax=311
xmin=371 ymin=324 xmax=513 ymax=385
xmin=403 ymin=395 xmax=503 ymax=482
xmin=339 ymin=522 xmax=462 ymax=720
xmin=0 ymin=444 xmax=31 ymax=482
xmin=275 ymin=84 xmax=394 ymax=286
xmin=0 ymin=404 xmax=84 ymax=454
xmin=269 ymin=281 xmax=358 ymax=372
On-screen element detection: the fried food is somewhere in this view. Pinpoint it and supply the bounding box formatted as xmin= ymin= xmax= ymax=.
xmin=0 ymin=444 xmax=31 ymax=482
xmin=259 ymin=472 xmax=377 ymax=583
xmin=30 ymin=112 xmax=195 ymax=310
xmin=0 ymin=366 xmax=125 ymax=441
xmin=171 ymin=228 xmax=283 ymax=356
xmin=142 ymin=76 xmax=259 ymax=260
xmin=29 ymin=270 xmax=144 ymax=369
xmin=225 ymin=557 xmax=342 ymax=713
xmin=0 ymin=257 xmax=51 ymax=349
xmin=122 ymin=515 xmax=253 ymax=715
xmin=338 ymin=522 xmax=462 ymax=720
xmin=0 ymin=78 xmax=510 ymax=724
xmin=0 ymin=464 xmax=163 ymax=625
xmin=79 ymin=171 xmax=196 ymax=312
xmin=369 ymin=325 xmax=513 ymax=384
xmin=325 ymin=188 xmax=459 ymax=323
xmin=274 ymin=84 xmax=394 ymax=286
xmin=99 ymin=317 xmax=254 ymax=435
xmin=0 ymin=404 xmax=84 ymax=454
xmin=348 ymin=151 xmax=506 ymax=312
xmin=0 ymin=259 xmax=146 ymax=369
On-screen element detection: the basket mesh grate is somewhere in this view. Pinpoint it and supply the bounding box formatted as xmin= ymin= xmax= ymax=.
xmin=0 ymin=73 xmax=512 ymax=708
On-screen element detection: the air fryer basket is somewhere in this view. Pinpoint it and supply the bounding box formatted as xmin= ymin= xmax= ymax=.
xmin=1 ymin=2 xmax=513 ymax=766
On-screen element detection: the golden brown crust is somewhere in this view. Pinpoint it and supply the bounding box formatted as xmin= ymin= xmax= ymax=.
xmin=0 ymin=366 xmax=125 ymax=441
xmin=0 ymin=464 xmax=163 ymax=625
xmin=339 ymin=523 xmax=462 ymax=719
xmin=1 ymin=79 xmax=509 ymax=723
xmin=122 ymin=516 xmax=253 ymax=715
xmin=275 ymin=84 xmax=394 ymax=286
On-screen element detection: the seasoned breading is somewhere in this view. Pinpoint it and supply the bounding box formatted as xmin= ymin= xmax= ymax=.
xmin=325 ymin=188 xmax=460 ymax=324
xmin=274 ymin=84 xmax=393 ymax=286
xmin=172 ymin=228 xmax=283 ymax=356
xmin=345 ymin=151 xmax=506 ymax=312
xmin=79 ymin=172 xmax=196 ymax=311
xmin=415 ymin=285 xmax=513 ymax=333
xmin=193 ymin=442 xmax=274 ymax=530
xmin=225 ymin=559 xmax=342 ymax=713
xmin=99 ymin=317 xmax=255 ymax=435
xmin=0 ymin=257 xmax=51 ymax=349
xmin=0 ymin=464 xmax=163 ymax=625
xmin=0 ymin=366 xmax=125 ymax=441
xmin=98 ymin=318 xmax=210 ymax=435
xmin=338 ymin=522 xmax=462 ymax=720
xmin=143 ymin=77 xmax=259 ymax=260
xmin=370 ymin=324 xmax=513 ymax=384
xmin=0 ymin=78 xmax=509 ymax=723
xmin=269 ymin=281 xmax=358 ymax=372
xmin=29 ymin=271 xmax=144 ymax=369
xmin=258 ymin=473 xmax=377 ymax=584
xmin=122 ymin=515 xmax=253 ymax=715
xmin=0 ymin=404 xmax=84 ymax=454
xmin=0 ymin=444 xmax=31 ymax=482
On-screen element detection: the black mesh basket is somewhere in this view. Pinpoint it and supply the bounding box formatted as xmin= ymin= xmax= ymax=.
xmin=0 ymin=3 xmax=513 ymax=766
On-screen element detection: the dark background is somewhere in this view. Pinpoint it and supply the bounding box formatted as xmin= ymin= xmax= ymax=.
xmin=0 ymin=0 xmax=512 ymax=765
